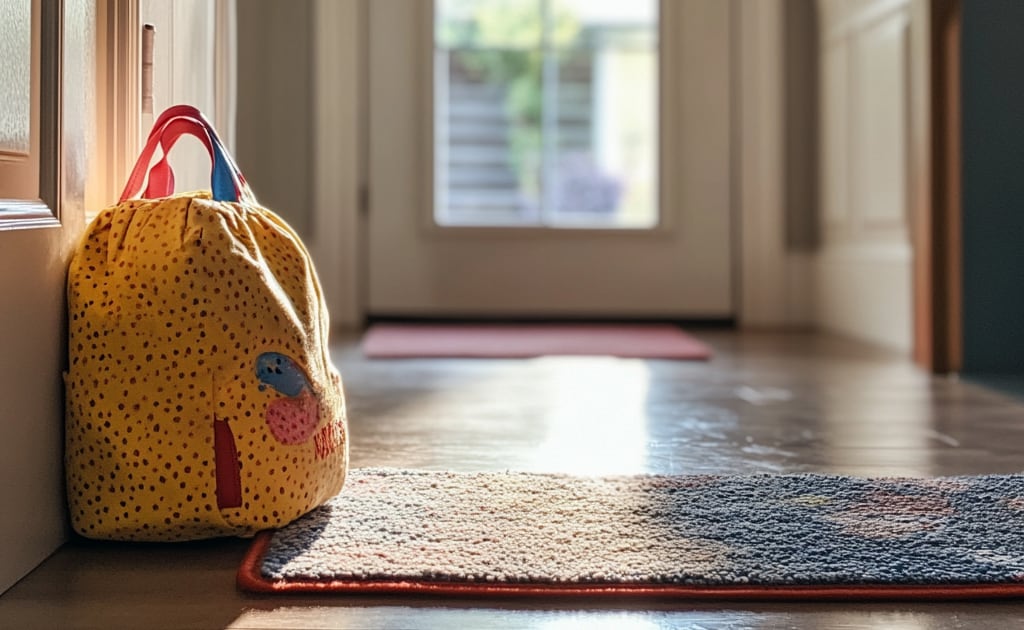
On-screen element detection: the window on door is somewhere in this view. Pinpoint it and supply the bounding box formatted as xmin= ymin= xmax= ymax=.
xmin=434 ymin=0 xmax=658 ymax=229
xmin=0 ymin=0 xmax=61 ymax=229
xmin=0 ymin=0 xmax=37 ymax=204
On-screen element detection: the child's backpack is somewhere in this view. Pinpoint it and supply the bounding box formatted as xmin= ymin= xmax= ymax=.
xmin=65 ymin=105 xmax=348 ymax=541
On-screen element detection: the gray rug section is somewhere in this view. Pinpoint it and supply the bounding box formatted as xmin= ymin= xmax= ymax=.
xmin=262 ymin=469 xmax=1024 ymax=586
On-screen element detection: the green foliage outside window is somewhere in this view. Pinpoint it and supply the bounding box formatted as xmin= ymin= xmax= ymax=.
xmin=438 ymin=0 xmax=582 ymax=193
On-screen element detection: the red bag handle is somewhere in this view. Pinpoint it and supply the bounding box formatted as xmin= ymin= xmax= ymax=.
xmin=122 ymin=110 xmax=213 ymax=201
xmin=120 ymin=105 xmax=253 ymax=204
xmin=142 ymin=118 xmax=215 ymax=199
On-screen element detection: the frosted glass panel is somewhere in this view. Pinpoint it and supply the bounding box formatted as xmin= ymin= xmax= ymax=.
xmin=65 ymin=0 xmax=95 ymax=192
xmin=0 ymin=0 xmax=32 ymax=155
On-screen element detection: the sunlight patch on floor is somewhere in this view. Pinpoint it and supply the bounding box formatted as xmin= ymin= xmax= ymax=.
xmin=528 ymin=357 xmax=651 ymax=475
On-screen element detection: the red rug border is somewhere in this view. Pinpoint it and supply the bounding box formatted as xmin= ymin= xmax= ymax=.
xmin=237 ymin=531 xmax=1024 ymax=601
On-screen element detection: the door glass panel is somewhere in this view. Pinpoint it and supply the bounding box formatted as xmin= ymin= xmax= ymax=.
xmin=435 ymin=0 xmax=658 ymax=228
xmin=0 ymin=0 xmax=32 ymax=156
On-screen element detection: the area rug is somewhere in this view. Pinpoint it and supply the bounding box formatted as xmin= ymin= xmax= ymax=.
xmin=360 ymin=323 xmax=712 ymax=359
xmin=238 ymin=468 xmax=1024 ymax=600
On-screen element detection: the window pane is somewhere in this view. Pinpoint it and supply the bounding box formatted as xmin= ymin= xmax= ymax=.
xmin=553 ymin=0 xmax=657 ymax=49
xmin=435 ymin=0 xmax=658 ymax=228
xmin=548 ymin=47 xmax=658 ymax=227
xmin=436 ymin=0 xmax=543 ymax=50
xmin=436 ymin=47 xmax=542 ymax=225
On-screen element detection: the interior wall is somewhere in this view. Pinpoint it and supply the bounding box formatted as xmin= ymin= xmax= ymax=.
xmin=960 ymin=0 xmax=1024 ymax=373
xmin=784 ymin=0 xmax=819 ymax=253
xmin=0 ymin=0 xmax=93 ymax=593
xmin=235 ymin=0 xmax=314 ymax=238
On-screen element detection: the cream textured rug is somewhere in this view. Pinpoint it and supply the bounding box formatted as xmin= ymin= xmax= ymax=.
xmin=239 ymin=468 xmax=1024 ymax=600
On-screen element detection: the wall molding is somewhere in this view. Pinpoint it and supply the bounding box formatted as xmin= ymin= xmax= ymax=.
xmin=91 ymin=0 xmax=140 ymax=212
xmin=820 ymin=0 xmax=910 ymax=42
xmin=814 ymin=0 xmax=923 ymax=353
xmin=736 ymin=0 xmax=811 ymax=327
xmin=311 ymin=0 xmax=363 ymax=328
xmin=213 ymin=0 xmax=236 ymax=152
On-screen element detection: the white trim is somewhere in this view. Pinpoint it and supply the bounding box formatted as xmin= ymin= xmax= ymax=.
xmin=311 ymin=0 xmax=362 ymax=328
xmin=814 ymin=245 xmax=913 ymax=352
xmin=90 ymin=0 xmax=141 ymax=213
xmin=738 ymin=0 xmax=807 ymax=327
xmin=819 ymin=0 xmax=911 ymax=42
xmin=213 ymin=0 xmax=237 ymax=153
xmin=813 ymin=0 xmax=920 ymax=354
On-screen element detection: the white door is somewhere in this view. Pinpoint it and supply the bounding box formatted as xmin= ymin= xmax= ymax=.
xmin=0 ymin=0 xmax=92 ymax=593
xmin=815 ymin=0 xmax=926 ymax=353
xmin=367 ymin=0 xmax=733 ymax=318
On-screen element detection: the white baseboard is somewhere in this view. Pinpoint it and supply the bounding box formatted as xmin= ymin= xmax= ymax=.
xmin=814 ymin=243 xmax=913 ymax=353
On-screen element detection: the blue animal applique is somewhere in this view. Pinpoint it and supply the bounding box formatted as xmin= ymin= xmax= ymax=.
xmin=256 ymin=352 xmax=312 ymax=397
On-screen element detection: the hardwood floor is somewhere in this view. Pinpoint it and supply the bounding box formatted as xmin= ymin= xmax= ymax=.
xmin=3 ymin=329 xmax=1024 ymax=629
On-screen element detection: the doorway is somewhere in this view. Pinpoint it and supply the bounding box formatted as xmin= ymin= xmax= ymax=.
xmin=365 ymin=0 xmax=734 ymax=319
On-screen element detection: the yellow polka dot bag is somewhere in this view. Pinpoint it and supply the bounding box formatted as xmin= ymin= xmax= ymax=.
xmin=65 ymin=105 xmax=348 ymax=541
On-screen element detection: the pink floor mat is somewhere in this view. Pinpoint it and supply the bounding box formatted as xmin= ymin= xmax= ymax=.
xmin=360 ymin=323 xmax=712 ymax=360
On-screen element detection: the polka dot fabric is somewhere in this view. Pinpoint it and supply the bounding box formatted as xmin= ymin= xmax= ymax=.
xmin=65 ymin=191 xmax=348 ymax=541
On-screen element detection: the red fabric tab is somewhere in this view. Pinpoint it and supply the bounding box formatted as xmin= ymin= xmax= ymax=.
xmin=214 ymin=417 xmax=242 ymax=510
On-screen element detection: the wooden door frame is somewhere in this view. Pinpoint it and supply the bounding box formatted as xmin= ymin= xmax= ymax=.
xmin=91 ymin=0 xmax=141 ymax=213
xmin=913 ymin=0 xmax=961 ymax=373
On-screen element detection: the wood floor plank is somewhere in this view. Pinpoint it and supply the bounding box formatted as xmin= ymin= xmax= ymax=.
xmin=3 ymin=330 xmax=1024 ymax=629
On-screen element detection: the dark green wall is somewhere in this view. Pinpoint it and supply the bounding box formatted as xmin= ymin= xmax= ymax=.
xmin=961 ymin=0 xmax=1024 ymax=373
